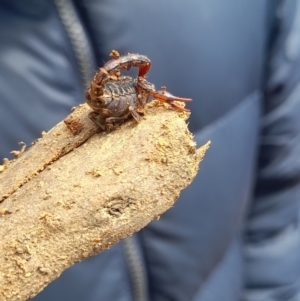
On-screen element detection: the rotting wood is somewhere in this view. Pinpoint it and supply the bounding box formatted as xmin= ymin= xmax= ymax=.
xmin=0 ymin=101 xmax=210 ymax=301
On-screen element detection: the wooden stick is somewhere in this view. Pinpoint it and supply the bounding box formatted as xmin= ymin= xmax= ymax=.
xmin=0 ymin=102 xmax=209 ymax=301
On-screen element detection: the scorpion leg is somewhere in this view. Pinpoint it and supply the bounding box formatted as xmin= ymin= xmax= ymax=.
xmin=88 ymin=111 xmax=106 ymax=131
xmin=105 ymin=107 xmax=143 ymax=131
xmin=150 ymin=90 xmax=192 ymax=112
xmin=135 ymin=94 xmax=149 ymax=115
xmin=129 ymin=106 xmax=143 ymax=122
xmin=103 ymin=109 xmax=138 ymax=132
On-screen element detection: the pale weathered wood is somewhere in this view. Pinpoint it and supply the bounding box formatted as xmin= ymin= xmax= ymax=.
xmin=0 ymin=101 xmax=209 ymax=301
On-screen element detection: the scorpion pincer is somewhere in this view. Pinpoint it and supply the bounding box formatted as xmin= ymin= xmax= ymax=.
xmin=85 ymin=51 xmax=192 ymax=132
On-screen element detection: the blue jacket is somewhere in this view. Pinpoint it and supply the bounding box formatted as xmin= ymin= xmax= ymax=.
xmin=1 ymin=1 xmax=300 ymax=300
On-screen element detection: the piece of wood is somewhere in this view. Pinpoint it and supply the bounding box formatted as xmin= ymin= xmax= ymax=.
xmin=0 ymin=102 xmax=209 ymax=301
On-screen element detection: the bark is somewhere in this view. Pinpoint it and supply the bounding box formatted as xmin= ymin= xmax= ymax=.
xmin=0 ymin=101 xmax=209 ymax=301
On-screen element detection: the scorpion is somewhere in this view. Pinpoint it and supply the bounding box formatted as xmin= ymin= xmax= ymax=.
xmin=85 ymin=50 xmax=192 ymax=131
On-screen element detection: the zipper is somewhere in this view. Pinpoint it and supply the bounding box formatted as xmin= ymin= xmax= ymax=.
xmin=123 ymin=236 xmax=149 ymax=301
xmin=53 ymin=0 xmax=95 ymax=90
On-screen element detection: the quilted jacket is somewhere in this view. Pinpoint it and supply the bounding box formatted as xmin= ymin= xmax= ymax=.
xmin=1 ymin=0 xmax=300 ymax=300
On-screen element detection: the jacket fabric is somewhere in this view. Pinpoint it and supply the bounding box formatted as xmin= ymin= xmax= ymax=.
xmin=1 ymin=1 xmax=300 ymax=300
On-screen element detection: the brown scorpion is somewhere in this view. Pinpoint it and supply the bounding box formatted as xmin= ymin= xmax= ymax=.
xmin=85 ymin=51 xmax=192 ymax=131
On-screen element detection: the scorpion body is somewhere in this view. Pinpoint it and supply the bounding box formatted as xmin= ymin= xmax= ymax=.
xmin=86 ymin=51 xmax=191 ymax=131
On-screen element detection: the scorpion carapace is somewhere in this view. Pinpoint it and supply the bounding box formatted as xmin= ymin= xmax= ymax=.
xmin=85 ymin=50 xmax=192 ymax=132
